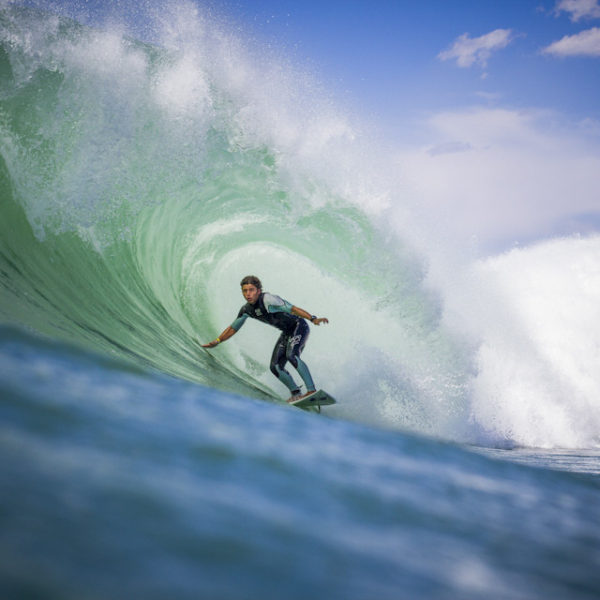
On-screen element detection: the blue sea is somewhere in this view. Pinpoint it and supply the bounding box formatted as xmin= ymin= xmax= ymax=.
xmin=1 ymin=3 xmax=599 ymax=599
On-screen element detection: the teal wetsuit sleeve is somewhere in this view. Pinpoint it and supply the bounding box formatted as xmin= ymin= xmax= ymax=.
xmin=230 ymin=313 xmax=248 ymax=331
xmin=263 ymin=293 xmax=293 ymax=314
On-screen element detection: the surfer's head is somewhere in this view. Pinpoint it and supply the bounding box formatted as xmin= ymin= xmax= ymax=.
xmin=240 ymin=275 xmax=262 ymax=290
xmin=241 ymin=275 xmax=262 ymax=304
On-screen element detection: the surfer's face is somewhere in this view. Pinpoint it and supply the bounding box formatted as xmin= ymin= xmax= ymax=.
xmin=242 ymin=283 xmax=261 ymax=304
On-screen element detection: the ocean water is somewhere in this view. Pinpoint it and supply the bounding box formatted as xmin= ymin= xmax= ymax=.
xmin=1 ymin=3 xmax=599 ymax=599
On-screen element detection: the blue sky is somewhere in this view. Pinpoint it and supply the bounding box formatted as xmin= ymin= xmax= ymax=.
xmin=220 ymin=1 xmax=600 ymax=136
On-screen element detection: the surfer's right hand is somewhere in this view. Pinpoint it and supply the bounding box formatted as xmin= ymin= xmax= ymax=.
xmin=202 ymin=338 xmax=220 ymax=348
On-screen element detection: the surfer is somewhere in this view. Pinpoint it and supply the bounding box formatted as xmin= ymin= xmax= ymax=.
xmin=202 ymin=275 xmax=329 ymax=402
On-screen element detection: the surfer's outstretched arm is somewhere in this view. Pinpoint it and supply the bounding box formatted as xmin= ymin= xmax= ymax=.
xmin=202 ymin=326 xmax=237 ymax=348
xmin=290 ymin=306 xmax=329 ymax=326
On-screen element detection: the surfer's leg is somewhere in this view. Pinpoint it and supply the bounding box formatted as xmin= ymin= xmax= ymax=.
xmin=286 ymin=320 xmax=315 ymax=393
xmin=292 ymin=356 xmax=315 ymax=393
xmin=270 ymin=334 xmax=301 ymax=394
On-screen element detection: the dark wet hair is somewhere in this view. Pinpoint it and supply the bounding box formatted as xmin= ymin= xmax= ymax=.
xmin=240 ymin=275 xmax=262 ymax=289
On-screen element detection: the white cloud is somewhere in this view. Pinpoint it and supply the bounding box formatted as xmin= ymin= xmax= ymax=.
xmin=542 ymin=26 xmax=600 ymax=56
xmin=554 ymin=0 xmax=600 ymax=21
xmin=396 ymin=107 xmax=600 ymax=253
xmin=438 ymin=29 xmax=514 ymax=68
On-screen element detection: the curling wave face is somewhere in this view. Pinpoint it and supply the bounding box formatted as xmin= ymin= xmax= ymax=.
xmin=0 ymin=3 xmax=470 ymax=437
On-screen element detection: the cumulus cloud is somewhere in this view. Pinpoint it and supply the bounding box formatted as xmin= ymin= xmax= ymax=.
xmin=554 ymin=0 xmax=600 ymax=21
xmin=438 ymin=29 xmax=514 ymax=68
xmin=396 ymin=107 xmax=600 ymax=253
xmin=542 ymin=26 xmax=600 ymax=56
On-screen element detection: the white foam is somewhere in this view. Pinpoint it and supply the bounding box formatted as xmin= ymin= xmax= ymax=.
xmin=449 ymin=236 xmax=600 ymax=448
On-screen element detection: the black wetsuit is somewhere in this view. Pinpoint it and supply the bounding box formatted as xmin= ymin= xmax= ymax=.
xmin=231 ymin=292 xmax=314 ymax=394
